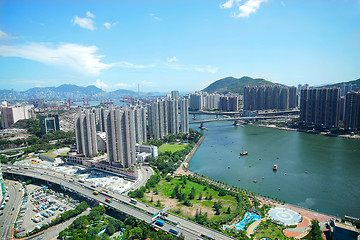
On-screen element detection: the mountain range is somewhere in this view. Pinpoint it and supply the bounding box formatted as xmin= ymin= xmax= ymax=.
xmin=1 ymin=76 xmax=359 ymax=100
xmin=0 ymin=84 xmax=165 ymax=100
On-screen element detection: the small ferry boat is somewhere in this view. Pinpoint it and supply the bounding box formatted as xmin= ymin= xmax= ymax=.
xmin=240 ymin=151 xmax=248 ymax=156
xmin=253 ymin=180 xmax=258 ymax=183
xmin=273 ymin=164 xmax=278 ymax=171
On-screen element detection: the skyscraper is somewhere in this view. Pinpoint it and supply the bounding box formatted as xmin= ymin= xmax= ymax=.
xmin=75 ymin=110 xmax=98 ymax=157
xmin=289 ymin=86 xmax=297 ymax=108
xmin=300 ymin=88 xmax=340 ymax=128
xmin=243 ymin=85 xmax=293 ymax=111
xmin=189 ymin=93 xmax=203 ymax=110
xmin=167 ymin=99 xmax=179 ymax=134
xmin=171 ymin=90 xmax=179 ymax=100
xmin=148 ymin=99 xmax=169 ymax=139
xmin=105 ymin=108 xmax=136 ymax=168
xmin=134 ymin=106 xmax=147 ymax=143
xmin=180 ymin=98 xmax=189 ymax=134
xmin=344 ymin=92 xmax=360 ymax=131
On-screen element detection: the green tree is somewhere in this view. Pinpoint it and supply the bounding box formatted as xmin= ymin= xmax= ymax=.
xmin=189 ymin=187 xmax=196 ymax=200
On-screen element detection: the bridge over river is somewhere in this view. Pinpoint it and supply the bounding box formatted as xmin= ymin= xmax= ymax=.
xmin=190 ymin=115 xmax=299 ymax=125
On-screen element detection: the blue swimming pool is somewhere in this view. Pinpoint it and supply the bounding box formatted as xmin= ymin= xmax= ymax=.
xmin=223 ymin=212 xmax=261 ymax=231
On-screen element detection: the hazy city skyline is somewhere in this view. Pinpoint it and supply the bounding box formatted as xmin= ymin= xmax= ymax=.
xmin=0 ymin=0 xmax=359 ymax=92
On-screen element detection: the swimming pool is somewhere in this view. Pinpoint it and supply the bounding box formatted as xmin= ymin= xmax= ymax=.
xmin=223 ymin=212 xmax=261 ymax=231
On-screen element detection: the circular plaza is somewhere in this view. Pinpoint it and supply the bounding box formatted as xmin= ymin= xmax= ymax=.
xmin=268 ymin=207 xmax=302 ymax=226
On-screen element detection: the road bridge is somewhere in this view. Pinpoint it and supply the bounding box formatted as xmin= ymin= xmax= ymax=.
xmin=190 ymin=115 xmax=298 ymax=124
xmin=3 ymin=166 xmax=236 ymax=240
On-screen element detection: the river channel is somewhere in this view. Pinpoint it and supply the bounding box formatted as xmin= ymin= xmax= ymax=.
xmin=189 ymin=120 xmax=360 ymax=218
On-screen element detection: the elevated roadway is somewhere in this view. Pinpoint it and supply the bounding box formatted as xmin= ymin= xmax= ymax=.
xmin=3 ymin=166 xmax=236 ymax=240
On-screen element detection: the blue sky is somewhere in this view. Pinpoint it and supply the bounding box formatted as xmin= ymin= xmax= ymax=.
xmin=0 ymin=0 xmax=359 ymax=93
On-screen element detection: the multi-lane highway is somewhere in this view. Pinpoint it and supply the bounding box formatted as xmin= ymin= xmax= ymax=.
xmin=3 ymin=166 xmax=236 ymax=240
xmin=0 ymin=180 xmax=23 ymax=240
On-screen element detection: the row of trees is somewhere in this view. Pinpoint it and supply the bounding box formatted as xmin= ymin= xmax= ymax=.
xmin=59 ymin=207 xmax=182 ymax=240
xmin=58 ymin=205 xmax=124 ymax=239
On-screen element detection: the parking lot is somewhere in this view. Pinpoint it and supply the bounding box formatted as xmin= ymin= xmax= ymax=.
xmin=15 ymin=183 xmax=81 ymax=237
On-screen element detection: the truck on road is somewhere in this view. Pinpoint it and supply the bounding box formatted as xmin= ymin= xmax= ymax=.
xmin=105 ymin=198 xmax=112 ymax=203
xmin=155 ymin=219 xmax=164 ymax=227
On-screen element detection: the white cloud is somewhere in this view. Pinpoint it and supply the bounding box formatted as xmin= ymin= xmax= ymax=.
xmin=149 ymin=13 xmax=161 ymax=21
xmin=72 ymin=15 xmax=95 ymax=30
xmin=167 ymin=56 xmax=178 ymax=63
xmin=104 ymin=22 xmax=111 ymax=30
xmin=86 ymin=11 xmax=95 ymax=18
xmin=91 ymin=79 xmax=109 ymax=89
xmin=0 ymin=42 xmax=111 ymax=76
xmin=113 ymin=61 xmax=156 ymax=69
xmin=221 ymin=0 xmax=268 ymax=18
xmin=221 ymin=0 xmax=236 ymax=9
xmin=0 ymin=29 xmax=11 ymax=39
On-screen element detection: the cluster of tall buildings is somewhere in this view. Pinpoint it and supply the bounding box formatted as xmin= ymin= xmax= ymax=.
xmin=300 ymin=88 xmax=360 ymax=130
xmin=189 ymin=92 xmax=239 ymax=112
xmin=243 ymin=85 xmax=297 ymax=111
xmin=74 ymin=95 xmax=189 ymax=168
xmin=300 ymin=88 xmax=340 ymax=128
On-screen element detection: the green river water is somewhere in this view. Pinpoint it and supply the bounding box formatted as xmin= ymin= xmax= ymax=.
xmin=189 ymin=120 xmax=360 ymax=218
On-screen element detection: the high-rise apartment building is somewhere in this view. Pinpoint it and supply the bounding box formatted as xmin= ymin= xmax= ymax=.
xmin=133 ymin=106 xmax=147 ymax=144
xmin=1 ymin=106 xmax=33 ymax=129
xmin=189 ymin=93 xmax=203 ymax=110
xmin=171 ymin=90 xmax=179 ymax=100
xmin=180 ymin=98 xmax=189 ymax=134
xmin=105 ymin=108 xmax=136 ymax=168
xmin=279 ymin=87 xmax=289 ymax=110
xmin=300 ymin=88 xmax=340 ymax=128
xmin=167 ymin=99 xmax=179 ymax=135
xmin=344 ymin=92 xmax=360 ymax=131
xmin=75 ymin=110 xmax=98 ymax=157
xmin=289 ymin=86 xmax=297 ymax=108
xmin=244 ymin=85 xmax=296 ymax=111
xmin=203 ymin=94 xmax=221 ymax=110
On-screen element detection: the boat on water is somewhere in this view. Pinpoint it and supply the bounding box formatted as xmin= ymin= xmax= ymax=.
xmin=240 ymin=151 xmax=248 ymax=156
xmin=273 ymin=164 xmax=278 ymax=171
xmin=253 ymin=180 xmax=258 ymax=183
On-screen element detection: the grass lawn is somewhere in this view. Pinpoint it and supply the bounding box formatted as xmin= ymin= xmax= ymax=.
xmin=254 ymin=219 xmax=287 ymax=239
xmin=41 ymin=150 xmax=57 ymax=158
xmin=158 ymin=143 xmax=187 ymax=154
xmin=143 ymin=178 xmax=239 ymax=221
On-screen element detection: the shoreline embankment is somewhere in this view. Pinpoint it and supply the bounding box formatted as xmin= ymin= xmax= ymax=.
xmin=252 ymin=123 xmax=360 ymax=139
xmin=176 ymin=133 xmax=341 ymax=225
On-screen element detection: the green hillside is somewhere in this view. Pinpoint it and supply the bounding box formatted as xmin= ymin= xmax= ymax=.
xmin=203 ymin=76 xmax=282 ymax=95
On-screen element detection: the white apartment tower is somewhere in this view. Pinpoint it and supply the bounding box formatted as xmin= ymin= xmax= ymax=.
xmin=134 ymin=106 xmax=147 ymax=144
xmin=167 ymin=99 xmax=179 ymax=135
xmin=180 ymin=98 xmax=189 ymax=134
xmin=75 ymin=110 xmax=98 ymax=157
xmin=105 ymin=108 xmax=136 ymax=168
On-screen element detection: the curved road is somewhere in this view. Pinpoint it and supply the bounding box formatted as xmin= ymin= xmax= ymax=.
xmin=0 ymin=180 xmax=23 ymax=240
xmin=3 ymin=166 xmax=236 ymax=240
